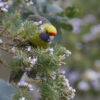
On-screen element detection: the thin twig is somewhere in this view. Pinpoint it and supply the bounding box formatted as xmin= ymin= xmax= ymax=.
xmin=0 ymin=46 xmax=9 ymax=52
xmin=0 ymin=23 xmax=10 ymax=36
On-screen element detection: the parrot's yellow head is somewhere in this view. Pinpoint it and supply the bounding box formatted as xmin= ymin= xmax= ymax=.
xmin=42 ymin=23 xmax=57 ymax=36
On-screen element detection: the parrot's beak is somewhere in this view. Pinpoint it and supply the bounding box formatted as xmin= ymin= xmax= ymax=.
xmin=49 ymin=32 xmax=56 ymax=36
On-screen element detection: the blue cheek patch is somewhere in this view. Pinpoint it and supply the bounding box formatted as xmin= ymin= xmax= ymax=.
xmin=39 ymin=32 xmax=50 ymax=42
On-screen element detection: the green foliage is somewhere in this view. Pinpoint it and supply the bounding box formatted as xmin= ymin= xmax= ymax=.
xmin=2 ymin=12 xmax=22 ymax=35
xmin=7 ymin=44 xmax=72 ymax=100
xmin=59 ymin=22 xmax=73 ymax=30
xmin=0 ymin=1 xmax=76 ymax=100
xmin=8 ymin=59 xmax=23 ymax=70
xmin=8 ymin=49 xmax=27 ymax=69
xmin=46 ymin=4 xmax=62 ymax=14
xmin=12 ymin=90 xmax=31 ymax=100
xmin=40 ymin=74 xmax=61 ymax=100
xmin=65 ymin=7 xmax=79 ymax=18
xmin=39 ymin=72 xmax=74 ymax=100
xmin=53 ymin=45 xmax=69 ymax=56
xmin=34 ymin=47 xmax=66 ymax=75
xmin=9 ymin=45 xmax=67 ymax=76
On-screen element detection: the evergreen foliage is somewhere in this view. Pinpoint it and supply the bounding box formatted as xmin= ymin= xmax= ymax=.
xmin=0 ymin=11 xmax=75 ymax=100
xmin=0 ymin=0 xmax=77 ymax=100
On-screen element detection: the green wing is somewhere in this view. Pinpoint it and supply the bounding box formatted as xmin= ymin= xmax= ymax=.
xmin=18 ymin=21 xmax=39 ymax=39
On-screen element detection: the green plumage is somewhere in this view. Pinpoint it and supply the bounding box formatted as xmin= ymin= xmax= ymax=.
xmin=18 ymin=15 xmax=57 ymax=48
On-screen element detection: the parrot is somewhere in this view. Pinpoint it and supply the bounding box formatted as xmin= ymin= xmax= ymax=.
xmin=18 ymin=15 xmax=57 ymax=48
xmin=9 ymin=15 xmax=57 ymax=83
